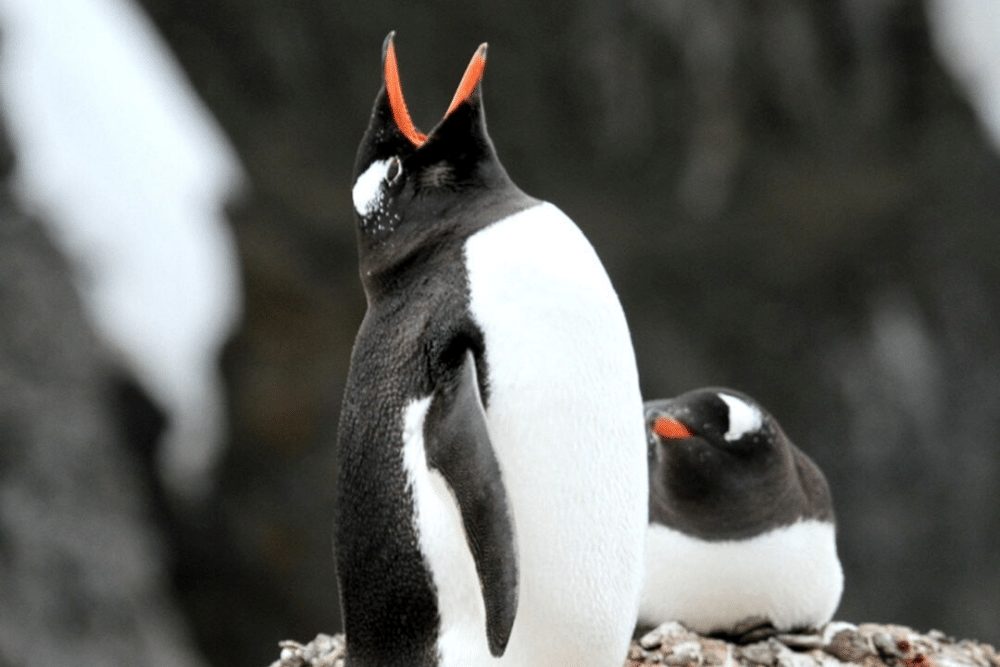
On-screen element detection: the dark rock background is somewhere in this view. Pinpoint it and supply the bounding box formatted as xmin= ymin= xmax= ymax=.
xmin=3 ymin=1 xmax=999 ymax=666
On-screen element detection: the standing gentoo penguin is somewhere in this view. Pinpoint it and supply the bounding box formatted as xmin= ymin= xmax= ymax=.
xmin=640 ymin=388 xmax=843 ymax=639
xmin=335 ymin=34 xmax=647 ymax=666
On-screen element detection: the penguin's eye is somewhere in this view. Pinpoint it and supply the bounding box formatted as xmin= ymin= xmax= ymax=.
xmin=385 ymin=156 xmax=402 ymax=185
xmin=652 ymin=416 xmax=693 ymax=440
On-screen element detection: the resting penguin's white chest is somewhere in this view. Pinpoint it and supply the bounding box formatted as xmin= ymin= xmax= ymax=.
xmin=640 ymin=520 xmax=844 ymax=634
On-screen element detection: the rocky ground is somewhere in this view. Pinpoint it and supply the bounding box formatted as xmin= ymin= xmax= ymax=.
xmin=269 ymin=621 xmax=1000 ymax=667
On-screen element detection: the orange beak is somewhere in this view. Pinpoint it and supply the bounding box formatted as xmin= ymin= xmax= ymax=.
xmin=446 ymin=43 xmax=488 ymax=116
xmin=383 ymin=33 xmax=489 ymax=148
xmin=653 ymin=416 xmax=693 ymax=440
xmin=384 ymin=34 xmax=427 ymax=147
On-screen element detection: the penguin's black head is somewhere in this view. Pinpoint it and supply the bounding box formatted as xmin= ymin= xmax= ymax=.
xmin=351 ymin=33 xmax=517 ymax=283
xmin=645 ymin=388 xmax=797 ymax=537
xmin=646 ymin=388 xmax=780 ymax=455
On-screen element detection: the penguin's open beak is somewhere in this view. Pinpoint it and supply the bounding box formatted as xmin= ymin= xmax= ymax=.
xmin=652 ymin=416 xmax=693 ymax=440
xmin=384 ymin=31 xmax=427 ymax=147
xmin=447 ymin=43 xmax=488 ymax=116
xmin=382 ymin=32 xmax=489 ymax=148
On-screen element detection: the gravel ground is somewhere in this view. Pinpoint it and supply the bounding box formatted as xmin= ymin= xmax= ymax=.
xmin=269 ymin=621 xmax=1000 ymax=667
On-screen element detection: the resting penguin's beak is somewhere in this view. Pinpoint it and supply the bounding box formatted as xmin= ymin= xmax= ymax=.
xmin=653 ymin=416 xmax=693 ymax=440
xmin=381 ymin=32 xmax=489 ymax=148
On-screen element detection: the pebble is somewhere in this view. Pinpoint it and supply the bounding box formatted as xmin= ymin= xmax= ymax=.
xmin=642 ymin=622 xmax=695 ymax=649
xmin=269 ymin=621 xmax=1000 ymax=667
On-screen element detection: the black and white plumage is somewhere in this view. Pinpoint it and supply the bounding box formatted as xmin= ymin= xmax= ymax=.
xmin=335 ymin=34 xmax=647 ymax=666
xmin=640 ymin=388 xmax=843 ymax=637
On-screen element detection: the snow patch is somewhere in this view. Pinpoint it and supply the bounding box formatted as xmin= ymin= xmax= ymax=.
xmin=928 ymin=0 xmax=1000 ymax=152
xmin=0 ymin=0 xmax=244 ymax=500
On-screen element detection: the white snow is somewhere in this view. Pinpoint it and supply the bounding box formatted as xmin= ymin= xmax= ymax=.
xmin=928 ymin=0 xmax=1000 ymax=151
xmin=0 ymin=0 xmax=244 ymax=500
xmin=718 ymin=393 xmax=763 ymax=442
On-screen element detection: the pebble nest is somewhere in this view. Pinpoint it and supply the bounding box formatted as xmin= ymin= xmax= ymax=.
xmin=270 ymin=621 xmax=1000 ymax=667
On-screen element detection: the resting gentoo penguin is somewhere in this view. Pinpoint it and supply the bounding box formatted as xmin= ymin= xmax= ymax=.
xmin=640 ymin=388 xmax=843 ymax=640
xmin=335 ymin=34 xmax=647 ymax=666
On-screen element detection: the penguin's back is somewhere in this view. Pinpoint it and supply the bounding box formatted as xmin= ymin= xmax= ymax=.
xmin=464 ymin=201 xmax=647 ymax=664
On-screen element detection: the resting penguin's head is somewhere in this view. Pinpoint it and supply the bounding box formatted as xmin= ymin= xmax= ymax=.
xmin=644 ymin=388 xmax=807 ymax=539
xmin=351 ymin=32 xmax=516 ymax=285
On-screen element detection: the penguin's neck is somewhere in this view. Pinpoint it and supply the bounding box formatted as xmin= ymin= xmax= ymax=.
xmin=357 ymin=178 xmax=536 ymax=301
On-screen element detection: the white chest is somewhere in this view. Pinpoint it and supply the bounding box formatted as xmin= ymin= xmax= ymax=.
xmin=395 ymin=203 xmax=648 ymax=666
xmin=462 ymin=202 xmax=646 ymax=530
xmin=462 ymin=202 xmax=643 ymax=461
xmin=459 ymin=202 xmax=648 ymax=664
xmin=640 ymin=520 xmax=844 ymax=634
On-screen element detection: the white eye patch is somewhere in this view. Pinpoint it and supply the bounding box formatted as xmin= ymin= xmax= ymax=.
xmin=718 ymin=393 xmax=763 ymax=442
xmin=352 ymin=158 xmax=393 ymax=216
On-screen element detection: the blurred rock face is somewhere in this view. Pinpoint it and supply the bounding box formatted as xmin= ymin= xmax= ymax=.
xmin=130 ymin=0 xmax=1000 ymax=664
xmin=0 ymin=115 xmax=205 ymax=665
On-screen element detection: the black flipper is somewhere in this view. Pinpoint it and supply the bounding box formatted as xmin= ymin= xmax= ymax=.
xmin=425 ymin=350 xmax=518 ymax=657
